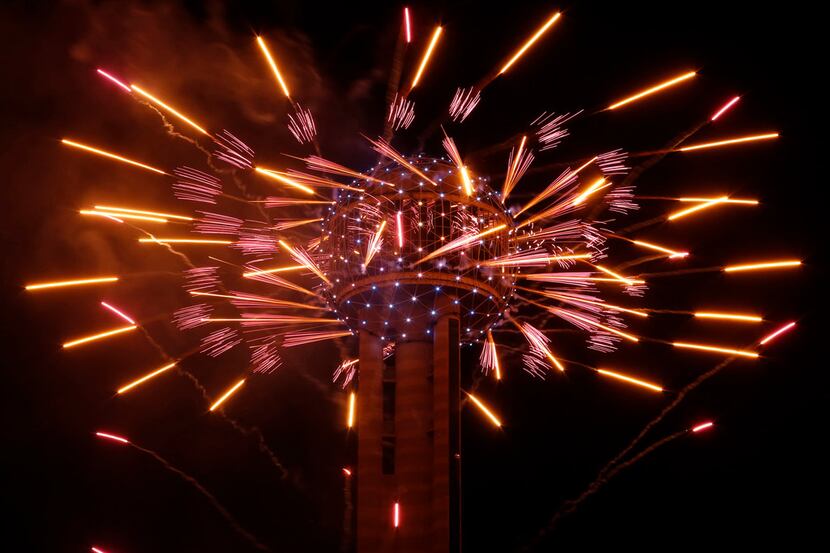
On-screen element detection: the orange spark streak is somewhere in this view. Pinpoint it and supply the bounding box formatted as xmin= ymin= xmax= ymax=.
xmin=677 ymin=133 xmax=779 ymax=152
xmin=607 ymin=71 xmax=696 ymax=110
xmin=525 ymin=288 xmax=648 ymax=318
xmin=557 ymin=309 xmax=639 ymax=342
xmin=95 ymin=431 xmax=129 ymax=444
xmin=597 ymin=369 xmax=663 ymax=392
xmin=367 ymin=136 xmax=440 ymax=186
xmin=117 ymin=362 xmax=176 ymax=394
xmin=130 ymin=85 xmax=210 ymax=135
xmin=416 ymin=223 xmax=507 ymax=264
xmin=81 ymin=210 xmax=167 ymax=223
xmin=723 ymin=260 xmax=801 ymax=273
xmin=572 ymin=178 xmax=609 ymax=206
xmin=498 ymin=12 xmax=561 ymax=75
xmin=465 ymin=392 xmax=502 ymax=427
xmin=667 ymin=196 xmax=727 ymax=221
xmin=138 ymin=237 xmax=232 ymax=245
xmin=91 ymin=547 xmax=109 ymax=553
xmin=63 ymin=325 xmax=137 ymax=349
xmin=672 ymin=341 xmax=759 ymax=358
xmin=94 ymin=205 xmax=193 ymax=221
xmin=347 ymin=391 xmax=356 ymax=428
xmin=256 ymin=36 xmax=291 ymax=98
xmin=365 ymin=220 xmax=387 ymax=266
xmin=594 ymin=265 xmax=640 ymax=285
xmin=759 ymin=321 xmax=796 ymax=345
xmin=25 ymin=276 xmax=118 ymax=291
xmin=676 ymin=197 xmax=758 ymax=205
xmin=692 ymin=421 xmax=714 ymax=432
xmin=711 ymin=96 xmax=741 ymax=121
xmin=209 ymin=378 xmax=246 ymax=411
xmin=694 ymin=312 xmax=762 ymax=323
xmin=61 ymin=139 xmax=169 ymax=175
xmin=101 ymin=301 xmax=136 ymax=324
xmin=631 ymin=239 xmax=688 ymax=258
xmin=394 ymin=502 xmax=401 ymax=528
xmin=481 ymin=253 xmax=591 ymax=267
xmin=459 ymin=165 xmax=474 ymax=196
xmin=404 ymin=7 xmax=412 ymax=43
xmin=411 ymin=26 xmax=443 ymax=89
xmin=255 ymin=167 xmax=316 ymax=195
xmin=278 ymin=239 xmax=332 ymax=285
xmin=242 ymin=264 xmax=304 ymax=277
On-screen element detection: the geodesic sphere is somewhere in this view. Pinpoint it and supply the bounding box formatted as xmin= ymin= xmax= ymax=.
xmin=320 ymin=156 xmax=517 ymax=342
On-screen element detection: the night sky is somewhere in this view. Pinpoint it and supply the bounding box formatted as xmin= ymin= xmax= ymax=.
xmin=2 ymin=1 xmax=825 ymax=551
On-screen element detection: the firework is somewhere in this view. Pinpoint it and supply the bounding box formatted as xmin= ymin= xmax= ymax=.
xmin=32 ymin=8 xmax=806 ymax=550
xmin=465 ymin=392 xmax=502 ymax=427
xmin=63 ymin=325 xmax=137 ymax=349
xmin=672 ymin=341 xmax=759 ymax=358
xmin=711 ymin=96 xmax=741 ymax=121
xmin=677 ymin=132 xmax=779 ymax=152
xmin=607 ymin=71 xmax=696 ymax=110
xmin=25 ymin=276 xmax=118 ymax=291
xmin=61 ymin=139 xmax=169 ymax=175
xmin=596 ymin=369 xmax=663 ymax=393
xmin=131 ymin=84 xmax=210 ymax=136
xmin=498 ymin=12 xmax=561 ymax=75
xmin=209 ymin=378 xmax=246 ymax=411
xmin=410 ymin=26 xmax=442 ymax=89
xmin=723 ymin=259 xmax=801 ymax=273
xmin=759 ymin=321 xmax=797 ymax=345
xmin=117 ymin=362 xmax=177 ymax=394
xmin=256 ymin=35 xmax=291 ymax=98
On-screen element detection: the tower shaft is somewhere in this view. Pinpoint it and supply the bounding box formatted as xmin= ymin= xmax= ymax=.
xmin=357 ymin=306 xmax=460 ymax=553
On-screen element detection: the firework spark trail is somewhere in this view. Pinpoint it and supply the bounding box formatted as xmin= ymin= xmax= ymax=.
xmin=173 ymin=167 xmax=224 ymax=204
xmin=302 ymin=155 xmax=392 ymax=188
xmin=366 ymin=136 xmax=440 ymax=186
xmin=61 ymin=139 xmax=170 ymax=175
xmin=448 ymin=87 xmax=481 ymax=122
xmin=287 ymin=102 xmax=318 ymax=144
xmin=533 ymin=111 xmax=583 ymax=152
xmin=535 ymin=322 xmax=798 ymax=541
xmin=278 ymin=239 xmax=331 ymax=286
xmin=130 ymin=84 xmax=211 ymax=136
xmin=364 ymin=220 xmax=387 ymax=267
xmin=441 ymin=131 xmax=475 ymax=196
xmin=409 ymin=25 xmax=443 ymax=91
xmin=97 ymin=435 xmax=271 ymax=551
xmin=282 ymin=330 xmax=353 ymax=348
xmin=213 ymin=129 xmax=255 ymax=170
xmin=480 ymin=330 xmax=502 ymax=379
xmin=416 ymin=223 xmax=507 ymax=264
xmin=502 ymin=136 xmax=534 ymax=200
xmin=388 ymin=93 xmax=416 ymax=130
xmin=496 ymin=12 xmax=562 ymax=77
xmin=711 ymin=95 xmax=741 ymax=121
xmin=606 ymin=71 xmax=696 ymax=110
xmin=532 ymin=429 xmax=687 ymax=543
xmin=257 ymin=35 xmax=291 ymax=98
xmin=254 ymin=167 xmax=316 ymax=195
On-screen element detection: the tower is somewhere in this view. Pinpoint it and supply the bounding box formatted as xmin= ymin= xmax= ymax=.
xmin=321 ymin=156 xmax=514 ymax=553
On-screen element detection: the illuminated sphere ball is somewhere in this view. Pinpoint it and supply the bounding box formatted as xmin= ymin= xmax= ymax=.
xmin=321 ymin=156 xmax=517 ymax=342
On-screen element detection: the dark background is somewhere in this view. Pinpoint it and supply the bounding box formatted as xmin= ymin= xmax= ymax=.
xmin=2 ymin=1 xmax=824 ymax=551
